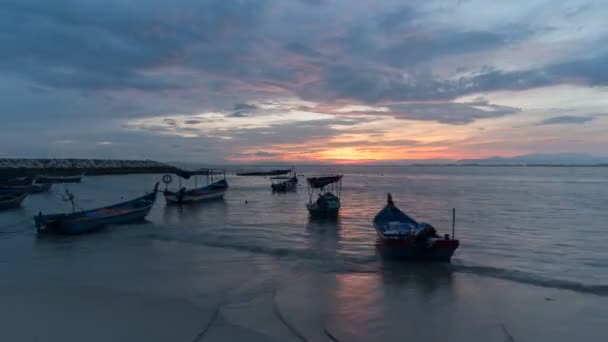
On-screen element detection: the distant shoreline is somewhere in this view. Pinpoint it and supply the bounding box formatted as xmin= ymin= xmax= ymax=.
xmin=0 ymin=158 xmax=183 ymax=177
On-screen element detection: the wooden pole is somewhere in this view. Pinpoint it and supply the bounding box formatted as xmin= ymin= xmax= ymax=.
xmin=452 ymin=208 xmax=456 ymax=239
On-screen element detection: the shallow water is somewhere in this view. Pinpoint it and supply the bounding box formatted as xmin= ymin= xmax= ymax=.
xmin=1 ymin=166 xmax=607 ymax=341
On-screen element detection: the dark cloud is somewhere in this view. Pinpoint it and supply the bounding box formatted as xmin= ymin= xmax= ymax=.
xmin=538 ymin=115 xmax=594 ymax=125
xmin=183 ymin=120 xmax=201 ymax=125
xmin=388 ymin=101 xmax=521 ymax=125
xmin=254 ymin=151 xmax=280 ymax=157
xmin=0 ymin=0 xmax=269 ymax=91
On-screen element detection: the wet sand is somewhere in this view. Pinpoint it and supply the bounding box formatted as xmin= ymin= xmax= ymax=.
xmin=1 ymin=239 xmax=606 ymax=342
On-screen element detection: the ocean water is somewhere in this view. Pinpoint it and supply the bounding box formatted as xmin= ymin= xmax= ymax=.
xmin=1 ymin=166 xmax=607 ymax=341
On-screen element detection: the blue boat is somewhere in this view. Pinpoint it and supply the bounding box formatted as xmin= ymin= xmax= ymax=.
xmin=34 ymin=183 xmax=159 ymax=234
xmin=373 ymin=194 xmax=459 ymax=262
xmin=0 ymin=193 xmax=28 ymax=210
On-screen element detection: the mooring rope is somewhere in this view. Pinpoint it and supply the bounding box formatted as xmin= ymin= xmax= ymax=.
xmin=272 ymin=286 xmax=309 ymax=342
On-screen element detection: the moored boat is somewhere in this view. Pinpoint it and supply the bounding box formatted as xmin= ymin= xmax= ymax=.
xmin=0 ymin=176 xmax=34 ymax=186
xmin=34 ymin=183 xmax=159 ymax=234
xmin=373 ymin=194 xmax=459 ymax=262
xmin=0 ymin=193 xmax=28 ymax=210
xmin=270 ymin=172 xmax=298 ymax=192
xmin=236 ymin=169 xmax=292 ymax=176
xmin=163 ymin=169 xmax=228 ymax=204
xmin=306 ymin=175 xmax=343 ymax=218
xmin=36 ymin=174 xmax=83 ymax=184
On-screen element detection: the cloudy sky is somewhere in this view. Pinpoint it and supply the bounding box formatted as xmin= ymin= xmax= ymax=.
xmin=1 ymin=0 xmax=607 ymax=163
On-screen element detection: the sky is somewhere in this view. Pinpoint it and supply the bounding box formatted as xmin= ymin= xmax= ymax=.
xmin=1 ymin=0 xmax=608 ymax=164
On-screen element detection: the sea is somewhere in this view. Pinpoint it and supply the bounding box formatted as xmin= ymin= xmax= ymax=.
xmin=1 ymin=166 xmax=607 ymax=341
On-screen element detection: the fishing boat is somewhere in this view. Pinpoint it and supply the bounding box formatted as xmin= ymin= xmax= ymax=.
xmin=36 ymin=174 xmax=83 ymax=184
xmin=373 ymin=194 xmax=459 ymax=262
xmin=306 ymin=175 xmax=343 ymax=218
xmin=0 ymin=176 xmax=34 ymax=186
xmin=270 ymin=171 xmax=298 ymax=192
xmin=236 ymin=168 xmax=292 ymax=176
xmin=163 ymin=169 xmax=228 ymax=204
xmin=34 ymin=183 xmax=159 ymax=234
xmin=0 ymin=193 xmax=28 ymax=210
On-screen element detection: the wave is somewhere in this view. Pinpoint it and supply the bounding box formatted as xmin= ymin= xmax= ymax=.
xmin=144 ymin=232 xmax=607 ymax=297
xmin=452 ymin=263 xmax=608 ymax=297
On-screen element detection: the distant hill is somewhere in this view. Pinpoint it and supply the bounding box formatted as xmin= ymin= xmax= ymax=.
xmin=457 ymin=153 xmax=608 ymax=165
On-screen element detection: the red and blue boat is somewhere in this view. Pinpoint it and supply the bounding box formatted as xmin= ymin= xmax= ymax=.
xmin=373 ymin=194 xmax=459 ymax=262
xmin=34 ymin=183 xmax=159 ymax=234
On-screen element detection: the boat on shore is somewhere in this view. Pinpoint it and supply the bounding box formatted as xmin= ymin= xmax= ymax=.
xmin=373 ymin=194 xmax=459 ymax=262
xmin=236 ymin=169 xmax=292 ymax=176
xmin=270 ymin=172 xmax=298 ymax=192
xmin=306 ymin=174 xmax=342 ymax=218
xmin=34 ymin=183 xmax=159 ymax=234
xmin=163 ymin=169 xmax=228 ymax=204
xmin=0 ymin=193 xmax=29 ymax=210
xmin=36 ymin=174 xmax=83 ymax=184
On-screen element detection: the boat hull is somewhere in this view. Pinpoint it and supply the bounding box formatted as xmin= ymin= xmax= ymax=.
xmin=37 ymin=207 xmax=153 ymax=234
xmin=164 ymin=189 xmax=226 ymax=204
xmin=307 ymin=203 xmax=340 ymax=218
xmin=0 ymin=193 xmax=28 ymax=210
xmin=163 ymin=179 xmax=228 ymax=204
xmin=271 ymin=179 xmax=297 ymax=192
xmin=376 ymin=232 xmax=459 ymax=262
xmin=35 ymin=184 xmax=158 ymax=235
xmin=36 ymin=175 xmax=82 ymax=184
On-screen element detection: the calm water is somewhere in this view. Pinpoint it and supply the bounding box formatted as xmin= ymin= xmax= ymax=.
xmin=1 ymin=166 xmax=607 ymax=341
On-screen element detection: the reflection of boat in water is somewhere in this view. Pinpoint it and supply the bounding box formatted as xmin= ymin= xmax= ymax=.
xmin=36 ymin=174 xmax=83 ymax=184
xmin=34 ymin=183 xmax=159 ymax=234
xmin=270 ymin=171 xmax=298 ymax=192
xmin=163 ymin=169 xmax=228 ymax=204
xmin=0 ymin=192 xmax=28 ymax=210
xmin=236 ymin=168 xmax=292 ymax=176
xmin=306 ymin=175 xmax=343 ymax=218
xmin=373 ymin=194 xmax=459 ymax=262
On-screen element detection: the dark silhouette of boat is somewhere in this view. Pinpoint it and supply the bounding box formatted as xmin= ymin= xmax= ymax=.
xmin=270 ymin=171 xmax=298 ymax=192
xmin=163 ymin=169 xmax=228 ymax=204
xmin=306 ymin=175 xmax=343 ymax=218
xmin=373 ymin=194 xmax=459 ymax=262
xmin=34 ymin=183 xmax=159 ymax=234
xmin=36 ymin=174 xmax=83 ymax=184
xmin=236 ymin=169 xmax=292 ymax=176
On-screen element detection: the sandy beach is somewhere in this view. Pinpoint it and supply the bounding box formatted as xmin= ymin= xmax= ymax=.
xmin=1 ymin=238 xmax=606 ymax=342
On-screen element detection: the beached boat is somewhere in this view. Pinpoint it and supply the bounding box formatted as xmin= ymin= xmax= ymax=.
xmin=0 ymin=193 xmax=28 ymax=210
xmin=163 ymin=169 xmax=228 ymax=204
xmin=306 ymin=175 xmax=342 ymax=218
xmin=236 ymin=169 xmax=292 ymax=176
xmin=373 ymin=194 xmax=459 ymax=262
xmin=34 ymin=183 xmax=159 ymax=234
xmin=270 ymin=172 xmax=298 ymax=192
xmin=36 ymin=174 xmax=83 ymax=184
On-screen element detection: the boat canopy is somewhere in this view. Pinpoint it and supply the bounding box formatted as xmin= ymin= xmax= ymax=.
xmin=307 ymin=175 xmax=343 ymax=188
